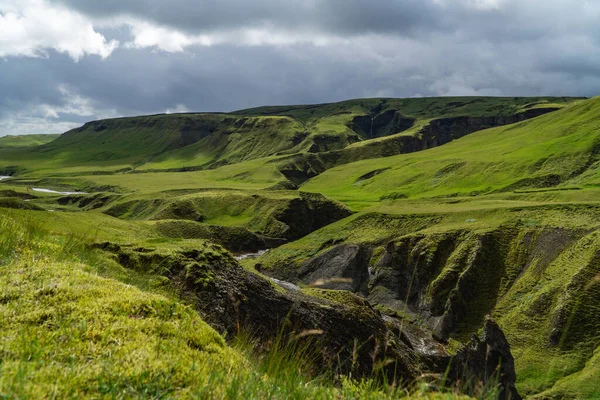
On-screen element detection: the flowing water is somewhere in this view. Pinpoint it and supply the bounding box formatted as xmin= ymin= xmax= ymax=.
xmin=32 ymin=188 xmax=88 ymax=195
xmin=234 ymin=249 xmax=300 ymax=291
xmin=234 ymin=249 xmax=269 ymax=261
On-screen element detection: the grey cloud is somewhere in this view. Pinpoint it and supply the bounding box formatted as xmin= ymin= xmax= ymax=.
xmin=2 ymin=0 xmax=600 ymax=136
xmin=49 ymin=0 xmax=600 ymax=43
xmin=51 ymin=0 xmax=451 ymax=37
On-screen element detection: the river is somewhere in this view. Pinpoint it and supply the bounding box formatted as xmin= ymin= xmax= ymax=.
xmin=32 ymin=188 xmax=88 ymax=195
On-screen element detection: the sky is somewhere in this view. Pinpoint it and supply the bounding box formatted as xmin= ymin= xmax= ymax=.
xmin=1 ymin=0 xmax=599 ymax=136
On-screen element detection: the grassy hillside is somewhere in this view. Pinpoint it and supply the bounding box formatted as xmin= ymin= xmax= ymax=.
xmin=234 ymin=96 xmax=578 ymax=122
xmin=0 ymin=134 xmax=59 ymax=148
xmin=0 ymin=208 xmax=485 ymax=399
xmin=303 ymin=97 xmax=600 ymax=208
xmin=4 ymin=96 xmax=600 ymax=398
xmin=0 ymin=97 xmax=582 ymax=178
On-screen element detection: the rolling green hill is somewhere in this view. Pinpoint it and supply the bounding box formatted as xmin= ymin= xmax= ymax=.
xmin=3 ymin=96 xmax=600 ymax=398
xmin=302 ymin=97 xmax=600 ymax=206
xmin=0 ymin=134 xmax=59 ymax=148
xmin=0 ymin=96 xmax=582 ymax=178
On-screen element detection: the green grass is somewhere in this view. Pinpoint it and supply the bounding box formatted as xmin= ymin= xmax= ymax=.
xmin=303 ymin=97 xmax=600 ymax=207
xmin=0 ymin=209 xmax=478 ymax=399
xmin=0 ymin=134 xmax=60 ymax=148
xmin=3 ymin=96 xmax=600 ymax=398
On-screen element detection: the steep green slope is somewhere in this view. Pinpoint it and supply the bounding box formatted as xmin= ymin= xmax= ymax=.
xmin=247 ymin=203 xmax=600 ymax=399
xmin=303 ymin=97 xmax=600 ymax=207
xmin=0 ymin=97 xmax=582 ymax=178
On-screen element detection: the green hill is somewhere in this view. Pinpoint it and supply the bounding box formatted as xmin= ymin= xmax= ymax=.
xmin=0 ymin=96 xmax=582 ymax=178
xmin=3 ymin=96 xmax=600 ymax=398
xmin=0 ymin=134 xmax=60 ymax=148
xmin=303 ymin=97 xmax=600 ymax=205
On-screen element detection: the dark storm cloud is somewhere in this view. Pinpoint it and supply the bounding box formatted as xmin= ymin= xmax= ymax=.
xmin=51 ymin=0 xmax=447 ymax=37
xmin=1 ymin=0 xmax=600 ymax=135
xmin=51 ymin=0 xmax=600 ymax=43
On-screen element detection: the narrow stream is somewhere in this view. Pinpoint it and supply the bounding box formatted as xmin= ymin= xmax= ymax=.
xmin=269 ymin=277 xmax=300 ymax=291
xmin=234 ymin=249 xmax=300 ymax=291
xmin=235 ymin=249 xmax=269 ymax=261
xmin=32 ymin=188 xmax=88 ymax=195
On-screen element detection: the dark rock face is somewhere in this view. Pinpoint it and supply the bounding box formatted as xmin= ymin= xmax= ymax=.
xmin=451 ymin=319 xmax=522 ymax=400
xmin=181 ymin=265 xmax=419 ymax=380
xmin=296 ymin=244 xmax=371 ymax=294
xmin=101 ymin=244 xmax=419 ymax=380
xmin=271 ymin=224 xmax=594 ymax=353
xmin=349 ymin=110 xmax=416 ymax=139
xmin=266 ymin=192 xmax=353 ymax=241
xmin=369 ymin=227 xmax=588 ymax=342
xmin=98 ymin=243 xmax=522 ymax=397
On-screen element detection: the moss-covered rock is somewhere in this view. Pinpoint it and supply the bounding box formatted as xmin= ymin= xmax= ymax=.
xmin=95 ymin=243 xmax=518 ymax=397
xmin=155 ymin=220 xmax=269 ymax=252
xmin=261 ymin=216 xmax=600 ymax=397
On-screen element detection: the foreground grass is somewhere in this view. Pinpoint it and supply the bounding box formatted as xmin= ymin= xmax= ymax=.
xmin=0 ymin=210 xmax=476 ymax=399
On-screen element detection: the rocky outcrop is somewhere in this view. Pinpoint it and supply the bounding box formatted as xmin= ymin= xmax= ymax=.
xmin=266 ymin=192 xmax=353 ymax=241
xmin=97 ymin=243 xmax=420 ymax=380
xmin=96 ymin=242 xmax=521 ymax=397
xmin=295 ymin=244 xmax=372 ymax=293
xmin=451 ymin=319 xmax=522 ymax=400
xmin=349 ymin=110 xmax=416 ymax=139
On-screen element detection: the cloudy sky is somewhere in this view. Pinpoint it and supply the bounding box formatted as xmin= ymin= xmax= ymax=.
xmin=0 ymin=0 xmax=599 ymax=136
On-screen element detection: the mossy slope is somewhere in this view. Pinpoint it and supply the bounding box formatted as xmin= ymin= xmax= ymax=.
xmin=0 ymin=209 xmax=497 ymax=399
xmin=0 ymin=97 xmax=581 ymax=178
xmin=251 ymin=205 xmax=600 ymax=398
xmin=304 ymin=97 xmax=600 ymax=205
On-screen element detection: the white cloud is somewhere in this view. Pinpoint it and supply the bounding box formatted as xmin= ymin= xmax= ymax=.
xmin=0 ymin=0 xmax=118 ymax=60
xmin=123 ymin=19 xmax=336 ymax=52
xmin=0 ymin=116 xmax=80 ymax=135
xmin=0 ymin=85 xmax=119 ymax=135
xmin=165 ymin=104 xmax=190 ymax=114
